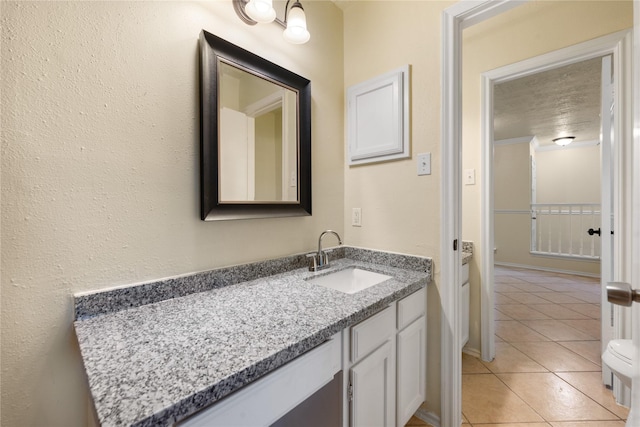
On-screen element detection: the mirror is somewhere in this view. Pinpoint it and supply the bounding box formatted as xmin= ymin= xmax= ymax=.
xmin=199 ymin=30 xmax=311 ymax=221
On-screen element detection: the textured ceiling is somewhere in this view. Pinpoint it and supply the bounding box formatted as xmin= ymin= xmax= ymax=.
xmin=494 ymin=56 xmax=605 ymax=146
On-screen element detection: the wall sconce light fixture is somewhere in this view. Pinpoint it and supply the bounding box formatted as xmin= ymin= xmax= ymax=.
xmin=552 ymin=136 xmax=575 ymax=146
xmin=233 ymin=0 xmax=310 ymax=44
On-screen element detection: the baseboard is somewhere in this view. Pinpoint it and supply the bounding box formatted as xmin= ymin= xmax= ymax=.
xmin=494 ymin=261 xmax=600 ymax=278
xmin=414 ymin=407 xmax=440 ymax=427
xmin=462 ymin=346 xmax=481 ymax=358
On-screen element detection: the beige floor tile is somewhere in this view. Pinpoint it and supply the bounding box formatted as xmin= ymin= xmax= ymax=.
xmin=496 ymin=293 xmax=522 ymax=304
xmin=510 ymin=342 xmax=601 ymax=372
xmin=559 ymin=274 xmax=600 ymax=284
xmin=520 ymin=276 xmax=577 ymax=284
xmin=563 ymin=292 xmax=601 ymax=304
xmin=559 ymin=304 xmax=600 ymax=319
xmin=510 ymin=282 xmax=556 ymax=293
xmin=474 ymin=424 xmax=551 ymax=427
xmin=559 ymin=320 xmax=600 ymax=339
xmin=462 ymin=374 xmax=544 ymax=424
xmin=495 ymin=321 xmax=551 ymax=342
xmin=496 ymin=305 xmax=551 ymax=320
xmin=495 ymin=276 xmax=531 ymax=285
xmin=532 ymin=292 xmax=586 ymax=304
xmin=538 ymin=283 xmax=585 ymax=293
xmin=555 ymin=372 xmax=630 ymax=419
xmin=497 ymin=373 xmax=618 ymax=421
xmin=481 ymin=342 xmax=548 ymax=373
xmin=404 ymin=415 xmax=434 ymax=426
xmin=463 ymin=352 xmax=491 ymax=373
xmin=506 ymin=293 xmax=556 ymax=305
xmin=557 ymin=341 xmax=602 ymax=367
xmin=495 ymin=283 xmax=529 ymax=293
xmin=549 ymin=421 xmax=626 ymax=427
xmin=521 ymin=320 xmax=596 ymax=341
xmin=532 ymin=304 xmax=589 ymax=320
xmin=462 ymin=412 xmax=469 ymax=423
xmin=494 ymin=308 xmax=513 ymax=320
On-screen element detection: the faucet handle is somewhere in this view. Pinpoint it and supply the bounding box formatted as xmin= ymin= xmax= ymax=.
xmin=306 ymin=253 xmax=319 ymax=271
xmin=321 ymin=249 xmax=334 ymax=266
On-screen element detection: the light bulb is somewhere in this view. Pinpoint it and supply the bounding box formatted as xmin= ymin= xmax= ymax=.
xmin=283 ymin=3 xmax=310 ymax=44
xmin=245 ymin=0 xmax=276 ymax=24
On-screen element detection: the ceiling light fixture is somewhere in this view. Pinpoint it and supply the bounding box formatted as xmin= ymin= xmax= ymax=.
xmin=553 ymin=136 xmax=575 ymax=146
xmin=244 ymin=0 xmax=276 ymax=23
xmin=233 ymin=0 xmax=310 ymax=44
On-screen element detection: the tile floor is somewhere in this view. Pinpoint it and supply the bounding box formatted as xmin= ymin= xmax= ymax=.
xmin=406 ymin=265 xmax=630 ymax=427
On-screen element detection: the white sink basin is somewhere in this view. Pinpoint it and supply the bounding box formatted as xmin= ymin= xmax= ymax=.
xmin=307 ymin=267 xmax=392 ymax=294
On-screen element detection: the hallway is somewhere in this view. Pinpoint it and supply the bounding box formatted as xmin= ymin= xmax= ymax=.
xmin=459 ymin=266 xmax=629 ymax=426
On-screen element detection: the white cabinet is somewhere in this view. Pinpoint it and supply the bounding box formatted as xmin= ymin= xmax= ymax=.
xmin=348 ymin=305 xmax=396 ymax=427
xmin=350 ymin=341 xmax=395 ymax=427
xmin=346 ymin=288 xmax=427 ymax=427
xmin=461 ymin=263 xmax=470 ymax=348
xmin=396 ymin=288 xmax=426 ymax=426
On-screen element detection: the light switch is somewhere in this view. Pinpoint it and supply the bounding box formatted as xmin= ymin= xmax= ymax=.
xmin=464 ymin=168 xmax=476 ymax=185
xmin=417 ymin=153 xmax=431 ymax=176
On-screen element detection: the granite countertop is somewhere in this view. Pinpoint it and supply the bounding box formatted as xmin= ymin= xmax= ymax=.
xmin=74 ymin=247 xmax=431 ymax=427
xmin=462 ymin=240 xmax=474 ymax=265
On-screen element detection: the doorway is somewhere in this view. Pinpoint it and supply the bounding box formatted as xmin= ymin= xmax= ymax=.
xmin=440 ymin=2 xmax=637 ymax=426
xmin=478 ymin=31 xmax=633 ymax=409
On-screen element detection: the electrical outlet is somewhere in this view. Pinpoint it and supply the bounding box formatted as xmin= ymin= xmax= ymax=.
xmin=289 ymin=172 xmax=297 ymax=187
xmin=352 ymin=208 xmax=362 ymax=227
xmin=417 ymin=153 xmax=431 ymax=176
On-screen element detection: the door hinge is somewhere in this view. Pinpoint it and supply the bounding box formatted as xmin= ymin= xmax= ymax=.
xmin=453 ymin=239 xmax=458 ymax=251
xmin=348 ymin=383 xmax=353 ymax=402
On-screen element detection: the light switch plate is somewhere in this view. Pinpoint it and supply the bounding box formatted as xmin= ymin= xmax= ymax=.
xmin=417 ymin=153 xmax=431 ymax=176
xmin=352 ymin=208 xmax=362 ymax=227
xmin=464 ymin=168 xmax=476 ymax=185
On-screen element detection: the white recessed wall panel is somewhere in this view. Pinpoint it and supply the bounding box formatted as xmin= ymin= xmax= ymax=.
xmin=347 ymin=65 xmax=410 ymax=165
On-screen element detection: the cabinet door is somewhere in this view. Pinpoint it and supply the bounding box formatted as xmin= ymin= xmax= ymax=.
xmin=396 ymin=316 xmax=426 ymax=427
xmin=350 ymin=340 xmax=394 ymax=427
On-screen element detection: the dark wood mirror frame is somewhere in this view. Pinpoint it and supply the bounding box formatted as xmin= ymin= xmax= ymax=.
xmin=199 ymin=30 xmax=311 ymax=221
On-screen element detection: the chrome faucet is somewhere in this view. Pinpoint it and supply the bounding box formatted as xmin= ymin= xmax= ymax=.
xmin=307 ymin=230 xmax=343 ymax=272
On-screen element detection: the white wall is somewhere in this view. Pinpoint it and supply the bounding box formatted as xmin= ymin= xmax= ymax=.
xmin=494 ymin=143 xmax=601 ymax=275
xmin=0 ymin=2 xmax=344 ymax=425
xmin=537 ymin=145 xmax=601 ymax=204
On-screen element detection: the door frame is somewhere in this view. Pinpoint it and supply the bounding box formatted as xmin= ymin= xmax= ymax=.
xmin=441 ymin=1 xmax=637 ymax=425
xmin=440 ymin=2 xmax=528 ymax=426
xmin=479 ymin=29 xmax=632 ymax=366
xmin=630 ymin=3 xmax=640 ymax=425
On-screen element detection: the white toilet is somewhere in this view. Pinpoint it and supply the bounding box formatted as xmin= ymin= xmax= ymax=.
xmin=602 ymin=339 xmax=633 ymax=389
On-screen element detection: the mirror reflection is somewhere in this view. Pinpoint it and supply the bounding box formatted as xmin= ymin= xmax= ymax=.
xmin=218 ymin=60 xmax=298 ymax=203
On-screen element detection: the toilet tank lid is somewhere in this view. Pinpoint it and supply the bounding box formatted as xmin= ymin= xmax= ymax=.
xmin=608 ymin=339 xmax=633 ymax=364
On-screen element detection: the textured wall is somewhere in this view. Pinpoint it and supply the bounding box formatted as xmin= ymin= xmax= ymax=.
xmin=1 ymin=1 xmax=344 ymax=425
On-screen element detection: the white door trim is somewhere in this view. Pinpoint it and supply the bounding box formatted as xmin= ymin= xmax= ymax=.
xmin=628 ymin=2 xmax=640 ymax=425
xmin=480 ymin=29 xmax=632 ymax=365
xmin=440 ymin=1 xmax=529 ymax=425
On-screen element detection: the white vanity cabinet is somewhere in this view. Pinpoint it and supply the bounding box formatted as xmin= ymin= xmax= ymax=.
xmin=344 ymin=287 xmax=427 ymax=427
xmin=396 ymin=288 xmax=427 ymax=426
xmin=179 ymin=287 xmax=427 ymax=427
xmin=348 ymin=305 xmax=396 ymax=427
xmin=461 ymin=263 xmax=470 ymax=348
